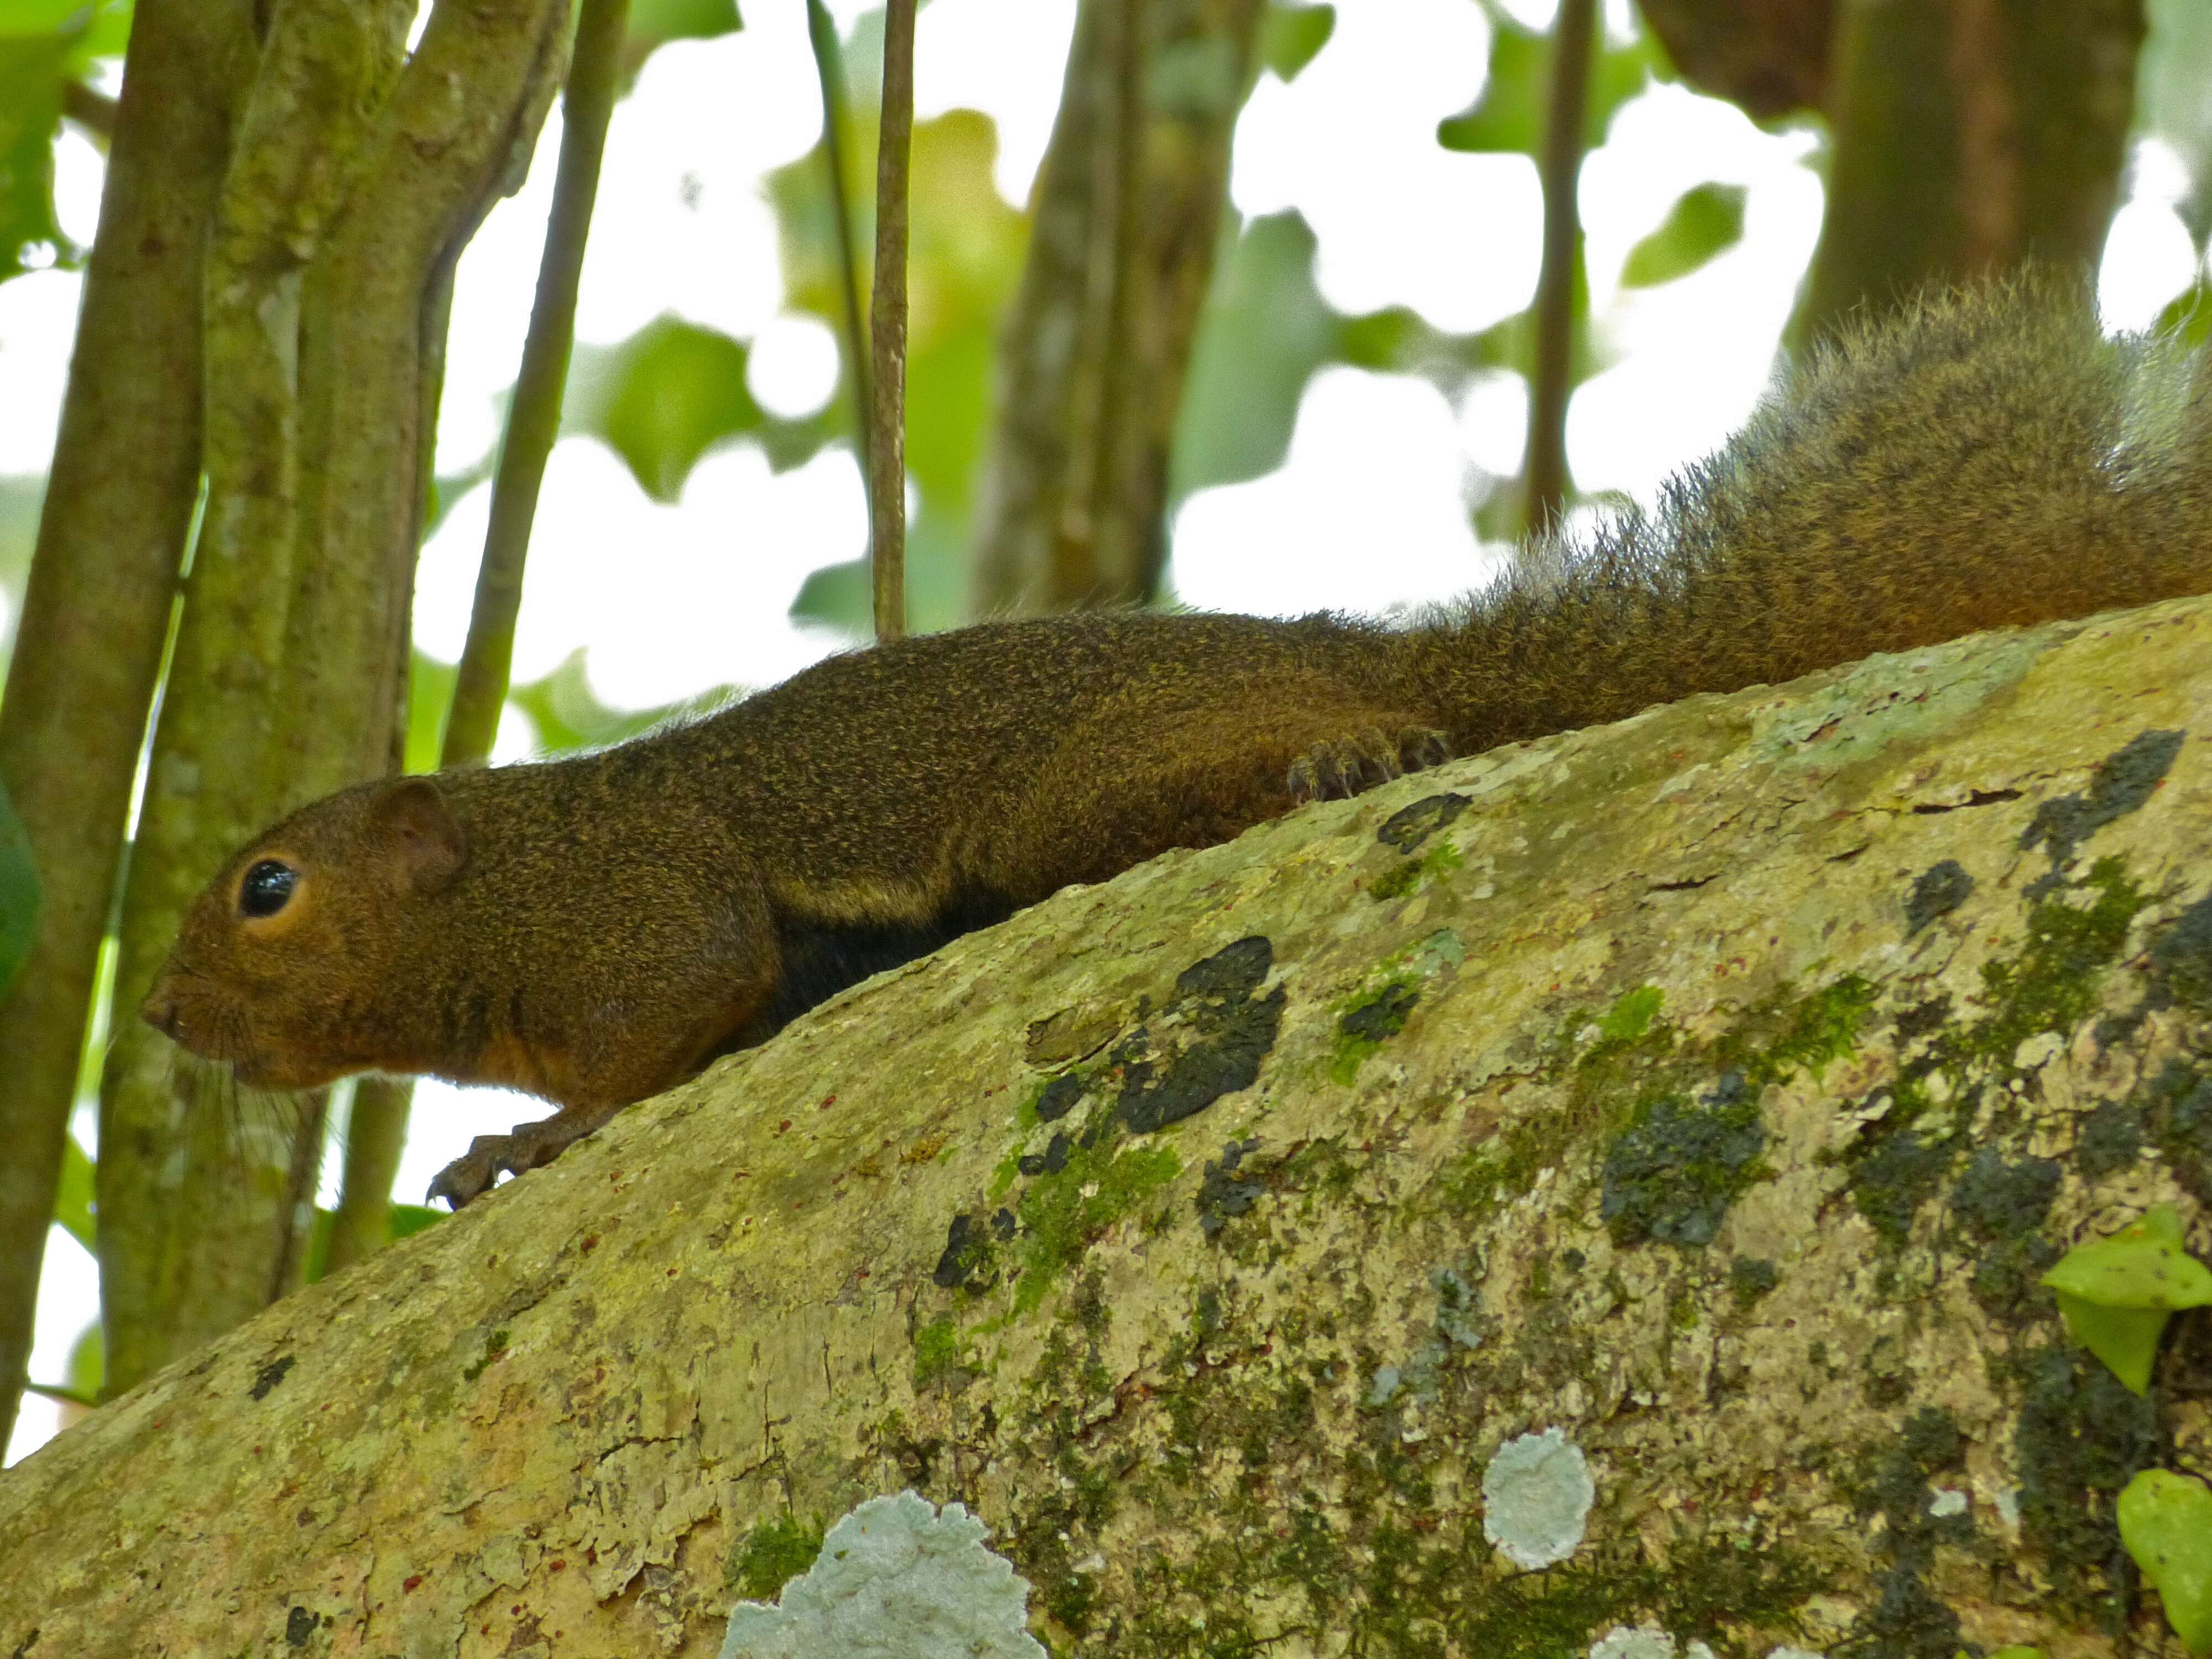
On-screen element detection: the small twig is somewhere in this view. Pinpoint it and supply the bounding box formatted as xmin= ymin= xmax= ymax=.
xmin=869 ymin=0 xmax=916 ymax=644
xmin=1522 ymin=0 xmax=1595 ymax=544
xmin=60 ymin=80 xmax=117 ymax=140
xmin=805 ymin=0 xmax=873 ymax=505
xmin=441 ymin=0 xmax=629 ymax=767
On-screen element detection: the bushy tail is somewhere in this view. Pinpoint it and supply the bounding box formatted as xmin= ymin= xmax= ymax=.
xmin=1401 ymin=272 xmax=2212 ymax=753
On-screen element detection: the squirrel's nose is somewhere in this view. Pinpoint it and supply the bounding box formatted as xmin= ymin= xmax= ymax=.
xmin=141 ymin=989 xmax=181 ymax=1038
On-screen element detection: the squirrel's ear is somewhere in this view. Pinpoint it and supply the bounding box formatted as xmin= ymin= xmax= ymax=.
xmin=369 ymin=777 xmax=468 ymax=894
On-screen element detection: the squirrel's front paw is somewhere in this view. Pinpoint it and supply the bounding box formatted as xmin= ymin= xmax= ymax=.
xmin=427 ymin=1108 xmax=613 ymax=1209
xmin=427 ymin=1135 xmax=519 ymax=1209
xmin=1288 ymin=726 xmax=1452 ymax=802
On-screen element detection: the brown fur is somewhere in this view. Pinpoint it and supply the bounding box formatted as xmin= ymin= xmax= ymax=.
xmin=143 ymin=276 xmax=2212 ymax=1204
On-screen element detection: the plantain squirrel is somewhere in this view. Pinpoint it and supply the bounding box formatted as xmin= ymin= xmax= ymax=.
xmin=142 ymin=277 xmax=2212 ymax=1207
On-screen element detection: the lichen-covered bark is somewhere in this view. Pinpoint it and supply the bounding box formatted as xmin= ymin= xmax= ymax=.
xmin=7 ymin=596 xmax=2212 ymax=1656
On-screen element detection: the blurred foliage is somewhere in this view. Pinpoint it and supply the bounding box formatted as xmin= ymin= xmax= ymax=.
xmin=51 ymin=1131 xmax=91 ymax=1249
xmin=627 ymin=0 xmax=739 ymax=50
xmin=0 ymin=0 xmax=129 ymax=284
xmin=1260 ymin=1 xmax=1332 ymax=82
xmin=1620 ymin=181 xmax=1746 ymax=288
xmin=1437 ymin=3 xmax=1657 ymax=154
xmin=2141 ymin=0 xmax=2212 ymax=249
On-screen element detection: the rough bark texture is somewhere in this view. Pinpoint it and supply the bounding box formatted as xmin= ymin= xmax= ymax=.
xmin=1796 ymin=0 xmax=2142 ymax=348
xmin=971 ymin=0 xmax=1264 ymax=614
xmin=8 ymin=596 xmax=2212 ymax=1657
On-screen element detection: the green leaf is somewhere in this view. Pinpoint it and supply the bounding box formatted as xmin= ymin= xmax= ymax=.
xmin=2119 ymin=1469 xmax=2212 ymax=1655
xmin=0 ymin=29 xmax=74 ymax=282
xmin=0 ymin=775 xmax=38 ymax=999
xmin=1437 ymin=18 xmax=1659 ymax=156
xmin=387 ymin=1203 xmax=446 ymax=1241
xmin=582 ymin=317 xmax=763 ymax=502
xmin=1619 ymin=182 xmax=1747 ymax=289
xmin=1438 ymin=21 xmax=1543 ymax=154
xmin=53 ymin=1132 xmax=93 ymax=1250
xmin=626 ymin=0 xmax=739 ymax=45
xmin=2054 ymin=1292 xmax=2171 ymax=1395
xmin=1260 ymin=2 xmax=1333 ymax=82
xmin=2042 ymin=1203 xmax=2212 ymax=1310
xmin=0 ymin=0 xmax=95 ymax=36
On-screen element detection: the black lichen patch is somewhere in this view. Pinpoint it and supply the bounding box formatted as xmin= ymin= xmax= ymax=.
xmin=1844 ymin=859 xmax=2151 ymax=1251
xmin=249 ymin=1354 xmax=295 ymax=1400
xmin=1377 ymin=791 xmax=1470 ymax=852
xmin=1340 ymin=982 xmax=1420 ymax=1045
xmin=1730 ymin=1256 xmax=1780 ymax=1308
xmin=1196 ymin=1137 xmax=1265 ymax=1238
xmin=1601 ymin=1070 xmax=1767 ymax=1248
xmin=284 ymin=1605 xmax=316 ymax=1646
xmin=1034 ymin=1072 xmax=1086 ymax=1123
xmin=2074 ymin=1100 xmax=2145 ymax=1181
xmin=2019 ymin=727 xmax=2184 ymax=893
xmin=2148 ymin=889 xmax=2212 ymax=1012
xmin=1844 ymin=1120 xmax=1952 ymax=1248
xmin=1904 ymin=859 xmax=1974 ymax=935
xmin=1947 ymin=1148 xmax=2063 ymax=1318
xmin=1840 ymin=1407 xmax=1973 ymax=1659
xmin=2131 ymin=1059 xmax=2212 ymax=1205
xmin=2007 ymin=1344 xmax=2159 ymax=1630
xmin=1115 ymin=937 xmax=1285 ymax=1135
xmin=1018 ymin=1130 xmax=1072 ymax=1177
xmin=933 ymin=1212 xmax=993 ymax=1290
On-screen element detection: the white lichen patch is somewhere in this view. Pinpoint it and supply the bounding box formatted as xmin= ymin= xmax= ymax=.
xmin=1928 ymin=1487 xmax=1969 ymax=1519
xmin=1481 ymin=1427 xmax=1595 ymax=1568
xmin=719 ymin=1491 xmax=1042 ymax=1659
xmin=1587 ymin=1624 xmax=1717 ymax=1659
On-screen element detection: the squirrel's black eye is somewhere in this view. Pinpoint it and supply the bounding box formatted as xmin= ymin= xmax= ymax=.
xmin=239 ymin=859 xmax=298 ymax=919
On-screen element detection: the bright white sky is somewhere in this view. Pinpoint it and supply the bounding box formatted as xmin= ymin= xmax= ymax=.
xmin=5 ymin=0 xmax=2207 ymax=1464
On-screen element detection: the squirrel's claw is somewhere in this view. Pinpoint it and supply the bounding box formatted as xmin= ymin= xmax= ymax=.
xmin=1288 ymin=725 xmax=1453 ymax=804
xmin=427 ymin=1105 xmax=622 ymax=1208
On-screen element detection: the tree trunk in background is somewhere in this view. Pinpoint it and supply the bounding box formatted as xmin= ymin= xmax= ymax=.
xmin=1634 ymin=0 xmax=1834 ymax=120
xmin=0 ymin=0 xmax=251 ymax=1453
xmin=1794 ymin=0 xmax=2143 ymax=349
xmin=971 ymin=0 xmax=1264 ymax=615
xmin=95 ymin=0 xmax=571 ymax=1397
xmin=8 ymin=593 xmax=2212 ymax=1656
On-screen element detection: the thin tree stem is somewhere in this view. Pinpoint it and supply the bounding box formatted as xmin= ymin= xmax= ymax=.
xmin=869 ymin=0 xmax=916 ymax=644
xmin=441 ymin=0 xmax=630 ymax=769
xmin=805 ymin=0 xmax=873 ymax=507
xmin=1523 ymin=0 xmax=1595 ymax=542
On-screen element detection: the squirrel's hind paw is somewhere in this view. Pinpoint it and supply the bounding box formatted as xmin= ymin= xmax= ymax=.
xmin=1288 ymin=726 xmax=1452 ymax=803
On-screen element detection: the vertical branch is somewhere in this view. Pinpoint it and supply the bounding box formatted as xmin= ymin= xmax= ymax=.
xmin=869 ymin=0 xmax=917 ymax=644
xmin=441 ymin=0 xmax=629 ymax=769
xmin=1522 ymin=0 xmax=1595 ymax=542
xmin=0 ymin=0 xmax=252 ymax=1449
xmin=805 ymin=0 xmax=873 ymax=504
xmin=970 ymin=0 xmax=1266 ymax=615
xmin=327 ymin=0 xmax=624 ymax=1276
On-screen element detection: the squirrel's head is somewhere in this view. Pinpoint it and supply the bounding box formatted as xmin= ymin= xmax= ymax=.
xmin=142 ymin=776 xmax=469 ymax=1089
